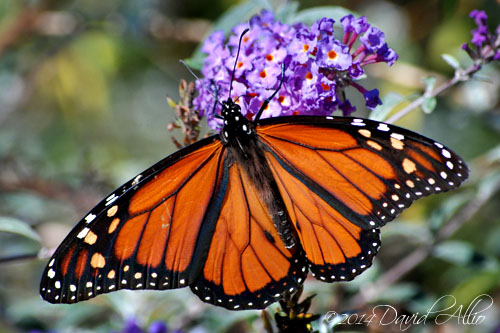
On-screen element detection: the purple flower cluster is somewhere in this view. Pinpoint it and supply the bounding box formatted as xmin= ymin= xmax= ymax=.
xmin=193 ymin=11 xmax=398 ymax=129
xmin=462 ymin=10 xmax=500 ymax=62
xmin=120 ymin=318 xmax=179 ymax=333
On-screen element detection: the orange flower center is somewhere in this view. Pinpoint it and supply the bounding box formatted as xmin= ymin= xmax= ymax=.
xmin=328 ymin=50 xmax=338 ymax=59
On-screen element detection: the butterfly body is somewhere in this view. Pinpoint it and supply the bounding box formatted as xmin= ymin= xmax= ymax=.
xmin=220 ymin=99 xmax=296 ymax=248
xmin=40 ymin=97 xmax=468 ymax=310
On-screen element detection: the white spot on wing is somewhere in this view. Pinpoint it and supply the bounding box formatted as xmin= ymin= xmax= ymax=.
xmin=77 ymin=227 xmax=90 ymax=239
xmin=390 ymin=133 xmax=405 ymax=140
xmin=85 ymin=214 xmax=96 ymax=224
xmin=132 ymin=175 xmax=142 ymax=186
xmin=377 ymin=123 xmax=390 ymax=131
xmin=105 ymin=194 xmax=118 ymax=206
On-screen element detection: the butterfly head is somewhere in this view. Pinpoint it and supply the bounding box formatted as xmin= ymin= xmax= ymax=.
xmin=220 ymin=98 xmax=254 ymax=144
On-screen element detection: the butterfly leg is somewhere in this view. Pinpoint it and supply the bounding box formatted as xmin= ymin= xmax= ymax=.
xmin=254 ymin=63 xmax=286 ymax=122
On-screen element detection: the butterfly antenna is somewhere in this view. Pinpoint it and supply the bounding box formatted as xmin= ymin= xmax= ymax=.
xmin=179 ymin=59 xmax=223 ymax=108
xmin=228 ymin=28 xmax=250 ymax=101
xmin=254 ymin=63 xmax=285 ymax=122
xmin=179 ymin=59 xmax=201 ymax=81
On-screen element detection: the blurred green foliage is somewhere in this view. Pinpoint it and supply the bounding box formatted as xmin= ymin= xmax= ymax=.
xmin=1 ymin=0 xmax=500 ymax=332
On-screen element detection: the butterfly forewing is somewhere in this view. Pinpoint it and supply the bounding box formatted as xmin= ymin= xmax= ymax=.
xmin=40 ymin=136 xmax=226 ymax=303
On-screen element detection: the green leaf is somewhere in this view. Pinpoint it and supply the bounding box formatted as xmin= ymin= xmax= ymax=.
xmin=382 ymin=221 xmax=432 ymax=243
xmin=446 ymin=269 xmax=500 ymax=311
xmin=376 ymin=283 xmax=420 ymax=303
xmin=441 ymin=53 xmax=461 ymax=70
xmin=289 ymin=6 xmax=358 ymax=26
xmin=369 ymin=92 xmax=405 ymax=122
xmin=428 ymin=192 xmax=471 ymax=231
xmin=185 ymin=0 xmax=270 ymax=70
xmin=275 ymin=1 xmax=299 ymax=23
xmin=422 ymin=76 xmax=436 ymax=93
xmin=477 ymin=171 xmax=500 ymax=200
xmin=0 ymin=216 xmax=41 ymax=243
xmin=421 ymin=96 xmax=437 ymax=114
xmin=166 ymin=96 xmax=177 ymax=109
xmin=433 ymin=240 xmax=474 ymax=265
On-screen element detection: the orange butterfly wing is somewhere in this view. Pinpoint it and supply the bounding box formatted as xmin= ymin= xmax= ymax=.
xmin=190 ymin=159 xmax=307 ymax=310
xmin=40 ymin=136 xmax=227 ymax=303
xmin=256 ymin=116 xmax=468 ymax=281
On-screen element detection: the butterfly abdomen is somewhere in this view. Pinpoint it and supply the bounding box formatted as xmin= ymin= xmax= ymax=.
xmin=225 ymin=129 xmax=297 ymax=249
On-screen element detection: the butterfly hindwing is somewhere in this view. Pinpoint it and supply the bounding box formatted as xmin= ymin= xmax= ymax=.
xmin=265 ymin=149 xmax=381 ymax=282
xmin=40 ymin=136 xmax=226 ymax=303
xmin=190 ymin=159 xmax=308 ymax=310
xmin=257 ymin=116 xmax=468 ymax=281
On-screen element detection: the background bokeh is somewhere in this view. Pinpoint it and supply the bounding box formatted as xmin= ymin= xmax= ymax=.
xmin=1 ymin=0 xmax=499 ymax=332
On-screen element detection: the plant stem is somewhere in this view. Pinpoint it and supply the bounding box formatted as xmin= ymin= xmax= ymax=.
xmin=385 ymin=62 xmax=483 ymax=124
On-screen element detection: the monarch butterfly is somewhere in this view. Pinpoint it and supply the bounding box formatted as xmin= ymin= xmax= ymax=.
xmin=40 ymin=33 xmax=468 ymax=311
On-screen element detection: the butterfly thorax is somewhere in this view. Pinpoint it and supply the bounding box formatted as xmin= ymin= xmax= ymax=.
xmin=218 ymin=98 xmax=296 ymax=249
xmin=219 ymin=98 xmax=255 ymax=146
